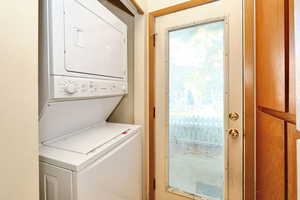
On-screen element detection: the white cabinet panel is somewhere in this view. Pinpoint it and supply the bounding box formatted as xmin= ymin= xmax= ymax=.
xmin=40 ymin=162 xmax=73 ymax=200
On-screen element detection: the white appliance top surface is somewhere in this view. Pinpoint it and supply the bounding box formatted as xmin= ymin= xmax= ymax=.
xmin=43 ymin=123 xmax=130 ymax=154
xmin=39 ymin=123 xmax=140 ymax=171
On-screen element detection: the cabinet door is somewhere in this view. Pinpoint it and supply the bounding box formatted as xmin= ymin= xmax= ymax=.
xmin=256 ymin=111 xmax=285 ymax=200
xmin=39 ymin=162 xmax=73 ymax=200
xmin=256 ymin=0 xmax=286 ymax=111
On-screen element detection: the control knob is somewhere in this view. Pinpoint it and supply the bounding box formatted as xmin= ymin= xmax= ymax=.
xmin=64 ymin=82 xmax=77 ymax=94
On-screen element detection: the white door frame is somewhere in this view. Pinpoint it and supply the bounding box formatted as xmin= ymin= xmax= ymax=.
xmin=147 ymin=0 xmax=256 ymax=199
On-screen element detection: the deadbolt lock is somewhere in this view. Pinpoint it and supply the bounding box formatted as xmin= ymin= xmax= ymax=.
xmin=228 ymin=128 xmax=240 ymax=138
xmin=229 ymin=112 xmax=239 ymax=121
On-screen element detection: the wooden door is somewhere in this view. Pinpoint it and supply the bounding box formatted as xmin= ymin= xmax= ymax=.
xmin=256 ymin=0 xmax=298 ymax=199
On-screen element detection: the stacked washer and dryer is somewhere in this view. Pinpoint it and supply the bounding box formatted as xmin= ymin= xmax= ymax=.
xmin=39 ymin=0 xmax=141 ymax=200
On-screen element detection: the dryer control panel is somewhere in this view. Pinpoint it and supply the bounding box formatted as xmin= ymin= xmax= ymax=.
xmin=51 ymin=76 xmax=128 ymax=99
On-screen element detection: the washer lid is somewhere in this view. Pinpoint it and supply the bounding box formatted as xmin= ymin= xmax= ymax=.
xmin=42 ymin=123 xmax=132 ymax=155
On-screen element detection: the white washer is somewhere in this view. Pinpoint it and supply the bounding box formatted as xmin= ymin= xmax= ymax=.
xmin=39 ymin=123 xmax=142 ymax=200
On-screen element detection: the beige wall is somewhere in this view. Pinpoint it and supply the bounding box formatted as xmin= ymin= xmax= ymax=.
xmin=0 ymin=1 xmax=39 ymax=200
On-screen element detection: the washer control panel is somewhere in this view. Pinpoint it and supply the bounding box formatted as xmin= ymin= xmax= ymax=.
xmin=51 ymin=76 xmax=128 ymax=99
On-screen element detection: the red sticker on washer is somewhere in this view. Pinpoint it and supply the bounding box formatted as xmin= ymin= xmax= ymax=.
xmin=121 ymin=129 xmax=130 ymax=135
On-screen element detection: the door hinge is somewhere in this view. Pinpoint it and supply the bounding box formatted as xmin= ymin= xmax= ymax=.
xmin=153 ymin=178 xmax=156 ymax=190
xmin=152 ymin=33 xmax=157 ymax=47
xmin=153 ymin=107 xmax=156 ymax=118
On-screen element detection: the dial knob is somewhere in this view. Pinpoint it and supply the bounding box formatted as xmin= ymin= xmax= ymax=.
xmin=64 ymin=82 xmax=77 ymax=94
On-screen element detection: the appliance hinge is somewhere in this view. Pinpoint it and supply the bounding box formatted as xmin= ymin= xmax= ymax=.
xmin=153 ymin=178 xmax=156 ymax=190
xmin=152 ymin=33 xmax=157 ymax=47
xmin=153 ymin=107 xmax=156 ymax=118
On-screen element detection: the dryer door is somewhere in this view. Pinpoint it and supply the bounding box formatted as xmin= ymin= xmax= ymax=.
xmin=64 ymin=0 xmax=127 ymax=79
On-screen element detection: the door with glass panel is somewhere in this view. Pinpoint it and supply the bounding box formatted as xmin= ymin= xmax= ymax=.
xmin=154 ymin=1 xmax=243 ymax=200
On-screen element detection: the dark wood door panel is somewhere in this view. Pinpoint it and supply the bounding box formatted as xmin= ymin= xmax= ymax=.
xmin=256 ymin=0 xmax=286 ymax=111
xmin=256 ymin=110 xmax=285 ymax=200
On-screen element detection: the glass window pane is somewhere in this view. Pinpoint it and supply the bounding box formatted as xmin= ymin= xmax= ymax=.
xmin=168 ymin=20 xmax=225 ymax=200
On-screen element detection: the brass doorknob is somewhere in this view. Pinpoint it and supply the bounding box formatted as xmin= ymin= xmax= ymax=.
xmin=228 ymin=128 xmax=240 ymax=138
xmin=229 ymin=112 xmax=239 ymax=121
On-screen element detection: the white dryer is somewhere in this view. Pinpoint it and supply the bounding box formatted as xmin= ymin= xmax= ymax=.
xmin=39 ymin=0 xmax=141 ymax=200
